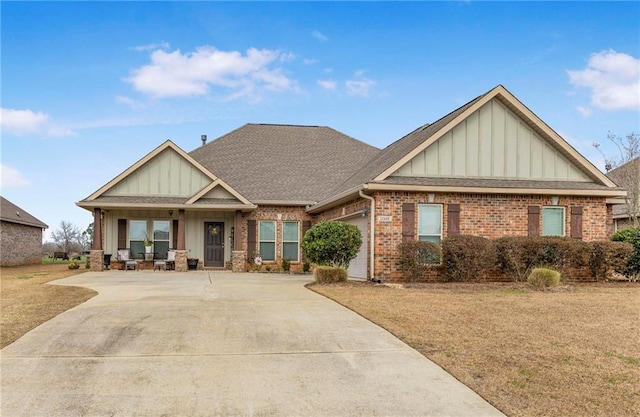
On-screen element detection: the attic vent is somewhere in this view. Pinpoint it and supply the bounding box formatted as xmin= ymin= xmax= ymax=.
xmin=201 ymin=135 xmax=207 ymax=146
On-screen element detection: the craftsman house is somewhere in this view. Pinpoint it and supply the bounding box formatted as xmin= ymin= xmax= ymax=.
xmin=77 ymin=85 xmax=625 ymax=279
xmin=0 ymin=196 xmax=48 ymax=266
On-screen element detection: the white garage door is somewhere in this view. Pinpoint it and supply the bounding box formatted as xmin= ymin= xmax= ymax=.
xmin=345 ymin=216 xmax=368 ymax=279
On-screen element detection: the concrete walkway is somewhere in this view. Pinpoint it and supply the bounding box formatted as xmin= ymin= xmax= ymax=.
xmin=1 ymin=271 xmax=504 ymax=416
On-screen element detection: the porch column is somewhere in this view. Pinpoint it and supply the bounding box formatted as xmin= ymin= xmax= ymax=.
xmin=232 ymin=210 xmax=246 ymax=272
xmin=92 ymin=208 xmax=102 ymax=250
xmin=175 ymin=209 xmax=188 ymax=272
xmin=177 ymin=209 xmax=185 ymax=250
xmin=90 ymin=207 xmax=104 ymax=271
xmin=234 ymin=210 xmax=243 ymax=251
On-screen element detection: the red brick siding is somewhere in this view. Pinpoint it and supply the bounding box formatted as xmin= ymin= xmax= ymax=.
xmin=238 ymin=206 xmax=314 ymax=265
xmin=371 ymin=192 xmax=612 ymax=281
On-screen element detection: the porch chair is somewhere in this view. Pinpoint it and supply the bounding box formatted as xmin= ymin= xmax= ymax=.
xmin=166 ymin=249 xmax=176 ymax=271
xmin=117 ymin=249 xmax=139 ymax=271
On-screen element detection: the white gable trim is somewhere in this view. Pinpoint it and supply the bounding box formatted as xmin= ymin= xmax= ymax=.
xmin=185 ymin=178 xmax=253 ymax=206
xmin=86 ymin=140 xmax=218 ymax=201
xmin=374 ymin=85 xmax=617 ymax=188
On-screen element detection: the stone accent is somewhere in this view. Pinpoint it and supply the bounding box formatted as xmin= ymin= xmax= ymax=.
xmin=232 ymin=250 xmax=247 ymax=272
xmin=175 ymin=250 xmax=188 ymax=272
xmin=89 ymin=250 xmax=104 ymax=272
xmin=0 ymin=221 xmax=43 ymax=266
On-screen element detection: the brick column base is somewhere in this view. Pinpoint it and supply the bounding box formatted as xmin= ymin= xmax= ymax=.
xmin=89 ymin=250 xmax=104 ymax=272
xmin=175 ymin=250 xmax=188 ymax=272
xmin=232 ymin=250 xmax=247 ymax=273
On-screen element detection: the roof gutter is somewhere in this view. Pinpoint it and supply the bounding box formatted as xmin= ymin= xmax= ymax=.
xmin=306 ymin=185 xmax=364 ymax=214
xmin=359 ymin=190 xmax=375 ymax=281
xmin=76 ymin=202 xmax=257 ymax=211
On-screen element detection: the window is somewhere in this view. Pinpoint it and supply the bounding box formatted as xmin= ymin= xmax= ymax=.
xmin=153 ymin=220 xmax=170 ymax=259
xmin=418 ymin=204 xmax=442 ymax=243
xmin=282 ymin=221 xmax=299 ymax=262
xmin=542 ymin=207 xmax=565 ymax=236
xmin=129 ymin=220 xmax=147 ymax=259
xmin=259 ymin=221 xmax=276 ymax=261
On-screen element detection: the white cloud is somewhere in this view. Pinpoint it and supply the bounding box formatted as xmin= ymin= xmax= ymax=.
xmin=303 ymin=58 xmax=318 ymax=65
xmin=0 ymin=164 xmax=29 ymax=188
xmin=318 ymin=80 xmax=337 ymax=90
xmin=126 ymin=46 xmax=297 ymax=100
xmin=568 ymin=50 xmax=640 ymax=111
xmin=312 ymin=30 xmax=328 ymax=42
xmin=346 ymin=74 xmax=376 ymax=97
xmin=0 ymin=108 xmax=73 ymax=137
xmin=133 ymin=41 xmax=170 ymax=52
xmin=576 ymin=105 xmax=593 ymax=117
xmin=115 ymin=95 xmax=145 ymax=109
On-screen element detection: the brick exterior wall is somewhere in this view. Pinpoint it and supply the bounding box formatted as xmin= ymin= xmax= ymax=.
xmin=238 ymin=206 xmax=314 ymax=266
xmin=0 ymin=220 xmax=43 ymax=266
xmin=371 ymin=191 xmax=613 ymax=281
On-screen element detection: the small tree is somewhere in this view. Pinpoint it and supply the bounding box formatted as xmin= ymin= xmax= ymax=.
xmin=300 ymin=221 xmax=362 ymax=268
xmin=51 ymin=220 xmax=82 ymax=254
xmin=594 ymin=132 xmax=640 ymax=227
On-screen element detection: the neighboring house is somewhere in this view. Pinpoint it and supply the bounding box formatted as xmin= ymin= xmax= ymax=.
xmin=77 ymin=85 xmax=626 ymax=280
xmin=606 ymin=157 xmax=640 ymax=231
xmin=0 ymin=197 xmax=48 ymax=266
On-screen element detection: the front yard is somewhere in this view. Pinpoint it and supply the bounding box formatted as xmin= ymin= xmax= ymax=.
xmin=311 ymin=281 xmax=640 ymax=417
xmin=0 ymin=263 xmax=97 ymax=348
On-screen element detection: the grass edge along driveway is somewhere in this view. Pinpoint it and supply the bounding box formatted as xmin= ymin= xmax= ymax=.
xmin=310 ymin=281 xmax=640 ymax=417
xmin=1 ymin=264 xmax=97 ymax=349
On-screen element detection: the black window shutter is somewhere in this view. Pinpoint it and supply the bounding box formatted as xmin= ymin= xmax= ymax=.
xmin=117 ymin=219 xmax=127 ymax=249
xmin=247 ymin=220 xmax=257 ymax=255
xmin=570 ymin=206 xmax=583 ymax=239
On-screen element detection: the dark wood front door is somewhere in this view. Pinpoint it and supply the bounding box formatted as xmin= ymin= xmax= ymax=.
xmin=204 ymin=222 xmax=224 ymax=267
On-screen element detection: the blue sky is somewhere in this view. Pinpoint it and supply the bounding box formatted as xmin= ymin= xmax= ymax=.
xmin=2 ymin=1 xmax=639 ymax=240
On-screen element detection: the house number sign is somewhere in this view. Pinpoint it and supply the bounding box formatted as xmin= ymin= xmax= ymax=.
xmin=377 ymin=216 xmax=392 ymax=223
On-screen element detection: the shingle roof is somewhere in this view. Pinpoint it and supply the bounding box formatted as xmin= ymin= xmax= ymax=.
xmin=189 ymin=124 xmax=380 ymax=202
xmin=0 ymin=197 xmax=48 ymax=228
xmin=329 ymin=93 xmax=485 ymax=197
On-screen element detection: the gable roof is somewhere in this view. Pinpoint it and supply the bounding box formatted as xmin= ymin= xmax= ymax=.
xmin=189 ymin=124 xmax=380 ymax=203
xmin=77 ymin=140 xmax=255 ymax=210
xmin=310 ymin=85 xmax=624 ymax=212
xmin=0 ymin=197 xmax=48 ymax=228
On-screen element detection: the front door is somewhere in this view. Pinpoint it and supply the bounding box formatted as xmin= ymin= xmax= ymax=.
xmin=204 ymin=222 xmax=224 ymax=267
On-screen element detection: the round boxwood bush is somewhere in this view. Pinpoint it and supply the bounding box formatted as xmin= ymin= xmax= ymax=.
xmin=301 ymin=221 xmax=362 ymax=268
xmin=527 ymin=267 xmax=561 ymax=288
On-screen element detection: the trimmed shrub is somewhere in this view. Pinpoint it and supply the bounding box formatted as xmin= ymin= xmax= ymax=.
xmin=397 ymin=240 xmax=441 ymax=282
xmin=302 ymin=262 xmax=311 ymax=273
xmin=495 ymin=237 xmax=590 ymax=282
xmin=68 ymin=259 xmax=80 ymax=270
xmin=611 ymin=228 xmax=640 ymax=278
xmin=281 ymin=258 xmax=291 ymax=272
xmin=528 ymin=267 xmax=561 ymax=288
xmin=442 ymin=235 xmax=494 ymax=282
xmin=301 ymin=221 xmax=362 ymax=268
xmin=314 ymin=266 xmax=348 ymax=283
xmin=590 ymin=240 xmax=634 ymax=280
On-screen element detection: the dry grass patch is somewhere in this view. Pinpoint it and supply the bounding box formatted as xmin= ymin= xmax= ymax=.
xmin=310 ymin=281 xmax=640 ymax=417
xmin=1 ymin=264 xmax=97 ymax=348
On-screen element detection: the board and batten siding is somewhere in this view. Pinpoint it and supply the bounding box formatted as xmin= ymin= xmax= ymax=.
xmin=104 ymin=148 xmax=212 ymax=197
xmin=395 ymin=98 xmax=590 ymax=182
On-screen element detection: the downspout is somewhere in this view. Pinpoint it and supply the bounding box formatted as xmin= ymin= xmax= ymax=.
xmin=359 ymin=190 xmax=375 ymax=281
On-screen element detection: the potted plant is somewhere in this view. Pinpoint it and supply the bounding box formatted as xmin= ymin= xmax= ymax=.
xmin=144 ymin=234 xmax=153 ymax=253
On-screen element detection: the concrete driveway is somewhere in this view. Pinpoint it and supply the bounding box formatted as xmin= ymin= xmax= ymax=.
xmin=1 ymin=271 xmax=503 ymax=416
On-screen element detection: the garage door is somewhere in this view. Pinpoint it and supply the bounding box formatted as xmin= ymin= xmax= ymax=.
xmin=345 ymin=216 xmax=368 ymax=279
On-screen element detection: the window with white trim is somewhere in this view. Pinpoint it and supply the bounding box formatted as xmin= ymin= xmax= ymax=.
xmin=259 ymin=221 xmax=276 ymax=261
xmin=542 ymin=207 xmax=565 ymax=236
xmin=418 ymin=204 xmax=442 ymax=243
xmin=129 ymin=220 xmax=147 ymax=259
xmin=282 ymin=221 xmax=299 ymax=262
xmin=153 ymin=220 xmax=170 ymax=259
